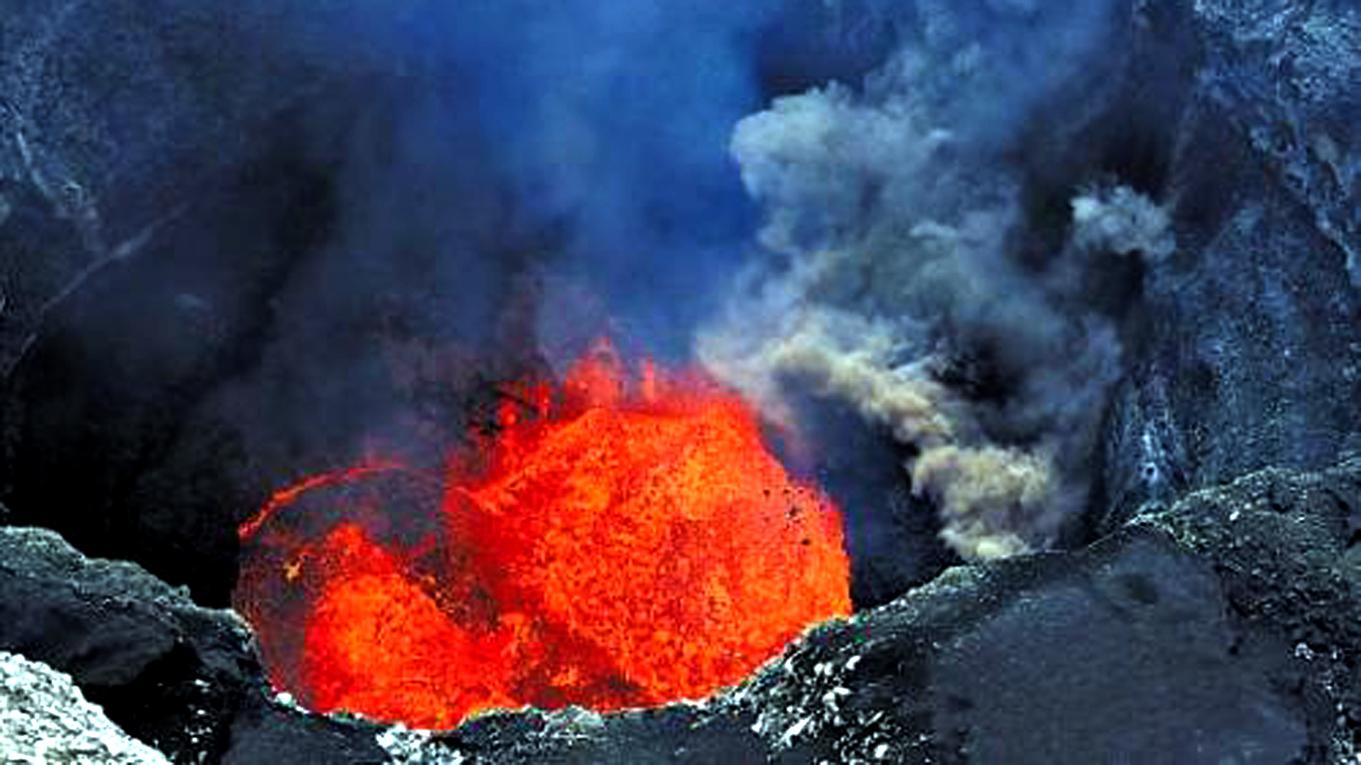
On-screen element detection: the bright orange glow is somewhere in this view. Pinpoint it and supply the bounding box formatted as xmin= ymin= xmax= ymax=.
xmin=235 ymin=339 xmax=850 ymax=729
xmin=236 ymin=461 xmax=407 ymax=542
xmin=300 ymin=524 xmax=517 ymax=728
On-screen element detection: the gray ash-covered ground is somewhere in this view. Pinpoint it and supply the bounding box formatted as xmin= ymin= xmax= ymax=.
xmin=3 ymin=0 xmax=1361 ymax=762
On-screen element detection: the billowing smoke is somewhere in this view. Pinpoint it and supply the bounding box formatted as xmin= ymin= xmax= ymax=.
xmin=284 ymin=0 xmax=787 ymax=359
xmin=2 ymin=0 xmax=1176 ymax=604
xmin=164 ymin=0 xmax=798 ymax=464
xmin=698 ymin=0 xmax=1172 ymax=560
xmin=1 ymin=0 xmax=814 ymax=604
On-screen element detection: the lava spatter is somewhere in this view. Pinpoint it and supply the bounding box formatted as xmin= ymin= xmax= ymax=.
xmin=236 ymin=339 xmax=850 ymax=729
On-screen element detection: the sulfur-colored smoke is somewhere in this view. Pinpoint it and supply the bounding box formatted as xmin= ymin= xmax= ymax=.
xmin=698 ymin=303 xmax=1069 ymax=560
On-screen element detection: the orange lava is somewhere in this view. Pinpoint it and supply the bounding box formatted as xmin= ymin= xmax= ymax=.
xmin=235 ymin=339 xmax=851 ymax=729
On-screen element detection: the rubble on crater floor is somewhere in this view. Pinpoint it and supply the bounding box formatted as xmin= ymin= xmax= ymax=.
xmin=0 ymin=650 xmax=171 ymax=764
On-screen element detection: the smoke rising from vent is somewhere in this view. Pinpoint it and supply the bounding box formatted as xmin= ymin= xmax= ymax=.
xmin=250 ymin=0 xmax=1163 ymax=559
xmin=699 ymin=0 xmax=1169 ymax=559
xmin=160 ymin=0 xmax=800 ymax=468
xmin=304 ymin=0 xmax=788 ymax=358
xmin=1071 ymin=185 xmax=1176 ymax=260
xmin=2 ymin=0 xmax=1172 ymax=605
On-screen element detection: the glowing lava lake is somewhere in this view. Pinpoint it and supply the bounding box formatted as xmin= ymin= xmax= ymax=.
xmin=235 ymin=341 xmax=851 ymax=729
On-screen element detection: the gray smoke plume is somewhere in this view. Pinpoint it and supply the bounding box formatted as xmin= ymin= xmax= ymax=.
xmin=698 ymin=0 xmax=1172 ymax=560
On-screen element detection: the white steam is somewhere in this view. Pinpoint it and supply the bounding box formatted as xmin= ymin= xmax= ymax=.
xmin=1071 ymin=185 xmax=1175 ymax=260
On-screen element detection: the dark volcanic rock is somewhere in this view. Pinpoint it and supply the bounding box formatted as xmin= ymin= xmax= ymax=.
xmin=1 ymin=0 xmax=1361 ymax=763
xmin=0 ymin=0 xmax=321 ymax=363
xmin=0 ymin=0 xmax=541 ymax=606
xmin=0 ymin=0 xmax=348 ymax=605
xmin=0 ymin=525 xmax=387 ymax=764
xmin=746 ymin=458 xmax=1361 ymax=765
xmin=368 ymin=458 xmax=1361 ymax=764
xmin=1 ymin=466 xmax=1358 ymax=763
xmin=1100 ymin=0 xmax=1361 ymax=526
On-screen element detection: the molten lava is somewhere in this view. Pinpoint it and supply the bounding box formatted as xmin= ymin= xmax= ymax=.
xmin=236 ymin=340 xmax=850 ymax=729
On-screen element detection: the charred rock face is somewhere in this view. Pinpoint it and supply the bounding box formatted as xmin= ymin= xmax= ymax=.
xmin=1099 ymin=0 xmax=1361 ymax=527
xmin=1 ymin=0 xmax=1361 ymax=762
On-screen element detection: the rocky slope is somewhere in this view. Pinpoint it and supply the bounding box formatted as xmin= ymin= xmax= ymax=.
xmin=0 ymin=524 xmax=388 ymax=763
xmin=2 ymin=457 xmax=1360 ymax=763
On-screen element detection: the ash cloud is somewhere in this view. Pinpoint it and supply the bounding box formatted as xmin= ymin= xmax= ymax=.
xmin=699 ymin=0 xmax=1170 ymax=560
xmin=176 ymin=0 xmax=802 ymax=461
xmin=4 ymin=0 xmax=840 ymax=604
xmin=2 ymin=0 xmax=1175 ymax=603
xmin=266 ymin=0 xmax=790 ymax=359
